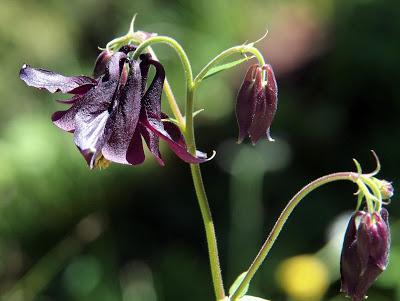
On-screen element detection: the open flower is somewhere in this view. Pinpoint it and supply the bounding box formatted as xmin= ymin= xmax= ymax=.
xmin=340 ymin=208 xmax=390 ymax=301
xmin=236 ymin=64 xmax=278 ymax=144
xmin=19 ymin=47 xmax=211 ymax=168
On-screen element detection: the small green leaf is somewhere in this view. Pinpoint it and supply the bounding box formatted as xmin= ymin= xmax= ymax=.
xmin=229 ymin=272 xmax=249 ymax=297
xmin=203 ymin=56 xmax=255 ymax=80
xmin=240 ymin=295 xmax=270 ymax=301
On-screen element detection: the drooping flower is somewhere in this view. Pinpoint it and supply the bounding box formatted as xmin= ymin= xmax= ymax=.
xmin=19 ymin=47 xmax=211 ymax=168
xmin=340 ymin=208 xmax=390 ymax=301
xmin=236 ymin=64 xmax=278 ymax=144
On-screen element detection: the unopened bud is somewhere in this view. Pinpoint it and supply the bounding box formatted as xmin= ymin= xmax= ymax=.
xmin=340 ymin=208 xmax=390 ymax=301
xmin=377 ymin=180 xmax=394 ymax=199
xmin=235 ymin=64 xmax=278 ymax=144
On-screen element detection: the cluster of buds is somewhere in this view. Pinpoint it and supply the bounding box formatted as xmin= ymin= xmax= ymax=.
xmin=340 ymin=164 xmax=393 ymax=301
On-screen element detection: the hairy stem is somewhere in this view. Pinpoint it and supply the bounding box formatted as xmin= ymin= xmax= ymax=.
xmin=231 ymin=172 xmax=359 ymax=300
xmin=186 ymin=88 xmax=226 ymax=300
xmin=133 ymin=36 xmax=225 ymax=300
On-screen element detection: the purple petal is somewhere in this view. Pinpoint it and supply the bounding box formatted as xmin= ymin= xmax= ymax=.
xmin=248 ymin=68 xmax=271 ymax=144
xmin=19 ymin=64 xmax=96 ymax=94
xmin=140 ymin=122 xmax=164 ymax=166
xmin=56 ymin=94 xmax=83 ymax=105
xmin=235 ymin=64 xmax=259 ymax=143
xmin=248 ymin=65 xmax=278 ymax=144
xmin=52 ymin=108 xmax=77 ymax=132
xmin=52 ymin=95 xmax=86 ymax=132
xmin=102 ymin=60 xmax=143 ymax=165
xmin=73 ymin=52 xmax=128 ymax=167
xmin=142 ymin=115 xmax=212 ymax=164
xmin=125 ymin=127 xmax=146 ymax=165
xmin=93 ymin=50 xmax=113 ymax=78
xmin=141 ymin=57 xmax=164 ymax=117
xmin=139 ymin=54 xmax=153 ymax=95
xmin=263 ymin=64 xmax=278 ymax=140
xmin=74 ymin=110 xmax=111 ymax=166
xmin=340 ymin=212 xmax=362 ymax=297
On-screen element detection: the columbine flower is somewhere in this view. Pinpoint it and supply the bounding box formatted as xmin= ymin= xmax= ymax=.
xmin=340 ymin=208 xmax=390 ymax=301
xmin=236 ymin=64 xmax=278 ymax=144
xmin=19 ymin=47 xmax=211 ymax=168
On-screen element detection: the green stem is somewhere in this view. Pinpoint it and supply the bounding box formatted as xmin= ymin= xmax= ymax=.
xmin=133 ymin=36 xmax=225 ymax=300
xmin=132 ymin=36 xmax=192 ymax=126
xmin=190 ymin=163 xmax=226 ymax=300
xmin=186 ymin=88 xmax=226 ymax=300
xmin=231 ymin=171 xmax=359 ymax=300
xmin=194 ymin=45 xmax=266 ymax=87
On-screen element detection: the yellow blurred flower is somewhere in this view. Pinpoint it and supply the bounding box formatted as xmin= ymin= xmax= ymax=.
xmin=276 ymin=254 xmax=329 ymax=301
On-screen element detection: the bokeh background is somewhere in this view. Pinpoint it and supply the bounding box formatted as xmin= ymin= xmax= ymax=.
xmin=0 ymin=0 xmax=399 ymax=300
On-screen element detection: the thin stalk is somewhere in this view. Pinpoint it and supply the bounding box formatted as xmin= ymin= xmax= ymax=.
xmin=133 ymin=36 xmax=225 ymax=300
xmin=231 ymin=172 xmax=359 ymax=300
xmin=186 ymin=87 xmax=226 ymax=300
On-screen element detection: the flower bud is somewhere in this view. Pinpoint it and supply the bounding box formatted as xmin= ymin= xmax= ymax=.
xmin=235 ymin=64 xmax=278 ymax=144
xmin=340 ymin=208 xmax=390 ymax=301
xmin=377 ymin=180 xmax=394 ymax=200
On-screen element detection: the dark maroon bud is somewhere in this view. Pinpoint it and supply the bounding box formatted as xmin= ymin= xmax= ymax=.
xmin=235 ymin=63 xmax=278 ymax=145
xmin=93 ymin=49 xmax=113 ymax=78
xmin=340 ymin=208 xmax=390 ymax=301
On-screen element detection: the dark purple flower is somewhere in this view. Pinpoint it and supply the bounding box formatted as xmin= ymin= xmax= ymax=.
xmin=236 ymin=64 xmax=278 ymax=144
xmin=19 ymin=48 xmax=211 ymax=168
xmin=340 ymin=208 xmax=390 ymax=301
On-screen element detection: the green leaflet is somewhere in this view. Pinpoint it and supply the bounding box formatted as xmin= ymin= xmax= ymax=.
xmin=203 ymin=56 xmax=255 ymax=80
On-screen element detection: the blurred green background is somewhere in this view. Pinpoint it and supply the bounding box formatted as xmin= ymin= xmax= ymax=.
xmin=0 ymin=0 xmax=398 ymax=300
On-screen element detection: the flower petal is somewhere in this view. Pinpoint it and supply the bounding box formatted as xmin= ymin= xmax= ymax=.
xmin=235 ymin=64 xmax=258 ymax=143
xmin=93 ymin=50 xmax=113 ymax=78
xmin=125 ymin=127 xmax=146 ymax=165
xmin=140 ymin=122 xmax=164 ymax=166
xmin=52 ymin=95 xmax=87 ymax=132
xmin=139 ymin=53 xmax=153 ymax=95
xmin=19 ymin=64 xmax=96 ymax=94
xmin=56 ymin=94 xmax=83 ymax=105
xmin=248 ymin=68 xmax=269 ymax=144
xmin=249 ymin=65 xmax=278 ymax=144
xmin=142 ymin=116 xmax=212 ymax=164
xmin=102 ymin=60 xmax=143 ymax=165
xmin=140 ymin=56 xmax=163 ymax=116
xmin=52 ymin=108 xmax=77 ymax=132
xmin=340 ymin=213 xmax=362 ymax=298
xmin=73 ymin=52 xmax=127 ymax=167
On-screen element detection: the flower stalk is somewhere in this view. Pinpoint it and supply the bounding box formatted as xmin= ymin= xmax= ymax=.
xmin=132 ymin=36 xmax=226 ymax=300
xmin=230 ymin=172 xmax=359 ymax=300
